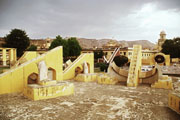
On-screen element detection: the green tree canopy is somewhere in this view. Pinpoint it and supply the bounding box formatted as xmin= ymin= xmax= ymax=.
xmin=49 ymin=35 xmax=69 ymax=57
xmin=67 ymin=37 xmax=82 ymax=57
xmin=94 ymin=50 xmax=104 ymax=59
xmin=27 ymin=45 xmax=37 ymax=51
xmin=113 ymin=55 xmax=128 ymax=67
xmin=3 ymin=28 xmax=30 ymax=57
xmin=161 ymin=37 xmax=180 ymax=58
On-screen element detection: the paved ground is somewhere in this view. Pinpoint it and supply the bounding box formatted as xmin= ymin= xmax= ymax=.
xmin=161 ymin=65 xmax=180 ymax=75
xmin=0 ymin=78 xmax=180 ymax=120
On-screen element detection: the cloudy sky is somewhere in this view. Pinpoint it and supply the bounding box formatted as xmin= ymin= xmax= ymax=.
xmin=0 ymin=0 xmax=180 ymax=43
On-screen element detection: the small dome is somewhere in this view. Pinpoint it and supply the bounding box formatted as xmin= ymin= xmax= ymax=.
xmin=160 ymin=30 xmax=166 ymax=35
xmin=46 ymin=37 xmax=51 ymax=41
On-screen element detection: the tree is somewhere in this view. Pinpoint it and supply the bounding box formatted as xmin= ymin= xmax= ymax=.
xmin=94 ymin=50 xmax=104 ymax=59
xmin=67 ymin=37 xmax=82 ymax=57
xmin=3 ymin=28 xmax=30 ymax=57
xmin=97 ymin=62 xmax=108 ymax=72
xmin=161 ymin=37 xmax=180 ymax=58
xmin=49 ymin=35 xmax=69 ymax=57
xmin=113 ymin=55 xmax=128 ymax=67
xmin=27 ymin=45 xmax=37 ymax=51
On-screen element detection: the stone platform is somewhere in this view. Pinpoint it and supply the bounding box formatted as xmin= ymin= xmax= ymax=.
xmin=75 ymin=73 xmax=97 ymax=82
xmin=97 ymin=73 xmax=118 ymax=85
xmin=23 ymin=81 xmax=74 ymax=101
xmin=151 ymin=75 xmax=173 ymax=89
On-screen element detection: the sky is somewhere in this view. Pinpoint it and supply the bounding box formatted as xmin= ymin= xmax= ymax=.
xmin=0 ymin=0 xmax=180 ymax=43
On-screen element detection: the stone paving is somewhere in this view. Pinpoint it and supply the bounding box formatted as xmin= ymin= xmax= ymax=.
xmin=0 ymin=79 xmax=180 ymax=120
xmin=161 ymin=65 xmax=180 ymax=75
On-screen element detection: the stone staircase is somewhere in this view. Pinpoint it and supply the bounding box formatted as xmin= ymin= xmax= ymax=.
xmin=127 ymin=45 xmax=142 ymax=87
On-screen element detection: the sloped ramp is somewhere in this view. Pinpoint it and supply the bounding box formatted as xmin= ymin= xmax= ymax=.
xmin=12 ymin=51 xmax=39 ymax=68
xmin=107 ymin=63 xmax=127 ymax=82
xmin=0 ymin=46 xmax=63 ymax=95
xmin=63 ymin=53 xmax=94 ymax=80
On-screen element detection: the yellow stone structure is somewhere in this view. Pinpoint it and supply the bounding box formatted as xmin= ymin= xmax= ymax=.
xmin=0 ymin=47 xmax=63 ymax=95
xmin=75 ymin=73 xmax=97 ymax=82
xmin=23 ymin=81 xmax=74 ymax=101
xmin=0 ymin=46 xmax=98 ymax=100
xmin=63 ymin=53 xmax=94 ymax=80
xmin=152 ymin=53 xmax=170 ymax=66
xmin=0 ymin=48 xmax=17 ymax=66
xmin=168 ymin=92 xmax=180 ymax=114
xmin=127 ymin=45 xmax=142 ymax=87
xmin=97 ymin=73 xmax=118 ymax=85
xmin=13 ymin=51 xmax=39 ymax=67
xmin=150 ymin=64 xmax=173 ymax=89
xmin=171 ymin=58 xmax=180 ymax=63
xmin=0 ymin=46 xmax=76 ymax=100
xmin=151 ymin=76 xmax=173 ymax=89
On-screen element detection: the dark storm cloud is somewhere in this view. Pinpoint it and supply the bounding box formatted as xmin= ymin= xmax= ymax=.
xmin=0 ymin=0 xmax=180 ymax=42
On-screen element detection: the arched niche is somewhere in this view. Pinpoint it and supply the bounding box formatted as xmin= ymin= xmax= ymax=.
xmin=154 ymin=53 xmax=165 ymax=64
xmin=86 ymin=62 xmax=90 ymax=73
xmin=48 ymin=67 xmax=56 ymax=80
xmin=28 ymin=72 xmax=38 ymax=84
xmin=75 ymin=66 xmax=83 ymax=76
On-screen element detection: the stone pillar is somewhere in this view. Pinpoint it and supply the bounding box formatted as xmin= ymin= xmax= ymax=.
xmin=38 ymin=61 xmax=48 ymax=82
xmin=9 ymin=49 xmax=14 ymax=62
xmin=13 ymin=49 xmax=17 ymax=61
xmin=2 ymin=49 xmax=7 ymax=66
xmin=84 ymin=61 xmax=88 ymax=74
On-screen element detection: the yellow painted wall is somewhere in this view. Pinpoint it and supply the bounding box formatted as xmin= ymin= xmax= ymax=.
xmin=24 ymin=82 xmax=74 ymax=101
xmin=63 ymin=53 xmax=94 ymax=80
xmin=165 ymin=55 xmax=170 ymax=66
xmin=0 ymin=46 xmax=63 ymax=95
xmin=151 ymin=75 xmax=173 ymax=89
xmin=75 ymin=73 xmax=97 ymax=82
xmin=168 ymin=93 xmax=180 ymax=114
xmin=171 ymin=58 xmax=180 ymax=63
xmin=152 ymin=53 xmax=170 ymax=66
xmin=13 ymin=51 xmax=39 ymax=67
xmin=97 ymin=73 xmax=118 ymax=85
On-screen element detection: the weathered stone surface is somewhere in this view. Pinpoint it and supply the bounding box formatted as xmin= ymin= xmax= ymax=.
xmin=38 ymin=61 xmax=48 ymax=81
xmin=0 ymin=80 xmax=180 ymax=120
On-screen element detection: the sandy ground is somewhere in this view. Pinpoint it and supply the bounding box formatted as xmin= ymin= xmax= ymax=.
xmin=0 ymin=78 xmax=180 ymax=120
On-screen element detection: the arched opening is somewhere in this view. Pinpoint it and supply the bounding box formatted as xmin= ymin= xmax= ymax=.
xmin=75 ymin=66 xmax=83 ymax=76
xmin=87 ymin=62 xmax=90 ymax=73
xmin=154 ymin=55 xmax=165 ymax=63
xmin=28 ymin=73 xmax=38 ymax=84
xmin=48 ymin=67 xmax=56 ymax=80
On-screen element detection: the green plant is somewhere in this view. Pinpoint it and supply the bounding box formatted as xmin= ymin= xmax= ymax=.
xmin=3 ymin=28 xmax=30 ymax=57
xmin=113 ymin=55 xmax=128 ymax=67
xmin=97 ymin=63 xmax=108 ymax=72
xmin=27 ymin=45 xmax=37 ymax=51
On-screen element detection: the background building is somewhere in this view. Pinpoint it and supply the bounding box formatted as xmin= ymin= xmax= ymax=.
xmin=157 ymin=31 xmax=166 ymax=52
